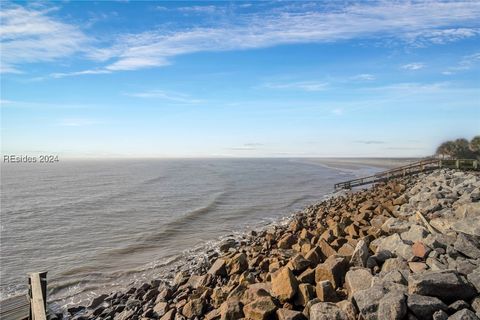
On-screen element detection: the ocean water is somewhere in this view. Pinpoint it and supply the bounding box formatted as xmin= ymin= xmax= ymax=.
xmin=0 ymin=158 xmax=378 ymax=308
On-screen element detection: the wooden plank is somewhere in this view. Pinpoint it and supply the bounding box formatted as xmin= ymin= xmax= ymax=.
xmin=30 ymin=273 xmax=47 ymax=320
xmin=334 ymin=158 xmax=478 ymax=191
xmin=0 ymin=295 xmax=29 ymax=320
xmin=416 ymin=211 xmax=439 ymax=234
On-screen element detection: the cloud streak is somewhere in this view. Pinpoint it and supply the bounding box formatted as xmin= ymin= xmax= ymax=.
xmin=0 ymin=4 xmax=90 ymax=74
xmin=125 ymin=90 xmax=204 ymax=104
xmin=2 ymin=1 xmax=480 ymax=75
xmin=401 ymin=63 xmax=425 ymax=70
xmin=264 ymin=81 xmax=328 ymax=92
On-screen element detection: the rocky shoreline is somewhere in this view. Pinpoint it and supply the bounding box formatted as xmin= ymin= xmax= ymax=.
xmin=66 ymin=169 xmax=480 ymax=320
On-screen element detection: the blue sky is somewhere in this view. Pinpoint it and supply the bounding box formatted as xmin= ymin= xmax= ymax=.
xmin=1 ymin=1 xmax=479 ymax=158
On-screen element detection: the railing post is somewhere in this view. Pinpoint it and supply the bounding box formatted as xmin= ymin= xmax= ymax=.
xmin=456 ymin=159 xmax=460 ymax=169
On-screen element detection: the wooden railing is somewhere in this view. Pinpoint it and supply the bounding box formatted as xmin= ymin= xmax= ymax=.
xmin=28 ymin=272 xmax=47 ymax=320
xmin=0 ymin=272 xmax=48 ymax=320
xmin=334 ymin=158 xmax=479 ymax=191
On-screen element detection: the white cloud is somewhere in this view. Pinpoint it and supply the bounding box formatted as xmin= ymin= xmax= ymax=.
xmin=82 ymin=1 xmax=480 ymax=73
xmin=0 ymin=4 xmax=90 ymax=74
xmin=264 ymin=81 xmax=328 ymax=92
xmin=178 ymin=5 xmax=219 ymax=14
xmin=125 ymin=90 xmax=203 ymax=104
xmin=407 ymin=28 xmax=480 ymax=45
xmin=3 ymin=1 xmax=480 ymax=75
xmin=351 ymin=74 xmax=376 ymax=81
xmin=401 ymin=63 xmax=425 ymax=70
xmin=0 ymin=99 xmax=15 ymax=106
xmin=442 ymin=52 xmax=480 ymax=75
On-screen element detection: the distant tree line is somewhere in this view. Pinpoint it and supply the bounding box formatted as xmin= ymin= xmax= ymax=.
xmin=436 ymin=136 xmax=480 ymax=159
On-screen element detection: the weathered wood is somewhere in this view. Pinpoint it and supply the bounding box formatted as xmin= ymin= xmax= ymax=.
xmin=416 ymin=211 xmax=439 ymax=234
xmin=28 ymin=272 xmax=47 ymax=320
xmin=334 ymin=158 xmax=479 ymax=191
xmin=0 ymin=295 xmax=29 ymax=320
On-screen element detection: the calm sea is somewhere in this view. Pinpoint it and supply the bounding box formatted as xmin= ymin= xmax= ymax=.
xmin=0 ymin=158 xmax=378 ymax=308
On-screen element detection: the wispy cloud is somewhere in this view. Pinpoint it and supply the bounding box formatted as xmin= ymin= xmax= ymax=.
xmin=177 ymin=5 xmax=220 ymax=14
xmin=407 ymin=28 xmax=480 ymax=46
xmin=90 ymin=0 xmax=480 ymax=73
xmin=9 ymin=0 xmax=475 ymax=76
xmin=350 ymin=74 xmax=376 ymax=81
xmin=0 ymin=99 xmax=15 ymax=106
xmin=0 ymin=3 xmax=90 ymax=74
xmin=442 ymin=52 xmax=480 ymax=75
xmin=401 ymin=62 xmax=425 ymax=70
xmin=125 ymin=90 xmax=203 ymax=104
xmin=264 ymin=81 xmax=328 ymax=92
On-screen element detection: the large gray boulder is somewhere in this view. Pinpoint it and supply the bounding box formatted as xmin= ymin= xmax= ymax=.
xmin=309 ymin=302 xmax=348 ymax=320
xmin=408 ymin=270 xmax=477 ymax=303
xmin=373 ymin=234 xmax=413 ymax=260
xmin=350 ymin=239 xmax=369 ymax=267
xmin=407 ymin=294 xmax=448 ymax=319
xmin=448 ymin=309 xmax=480 ymax=320
xmin=352 ymin=285 xmax=386 ymax=320
xmin=377 ymin=291 xmax=407 ymax=320
xmin=467 ymin=267 xmax=480 ymax=293
xmin=454 ymin=233 xmax=480 ymax=259
xmin=344 ymin=268 xmax=373 ymax=297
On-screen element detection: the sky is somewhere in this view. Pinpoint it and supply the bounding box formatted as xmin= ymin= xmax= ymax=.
xmin=1 ymin=0 xmax=479 ymax=158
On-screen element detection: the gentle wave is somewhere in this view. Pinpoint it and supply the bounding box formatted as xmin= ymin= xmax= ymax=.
xmin=1 ymin=159 xmax=362 ymax=305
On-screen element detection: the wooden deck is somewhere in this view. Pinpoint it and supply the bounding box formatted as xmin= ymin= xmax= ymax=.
xmin=334 ymin=158 xmax=479 ymax=191
xmin=0 ymin=295 xmax=29 ymax=320
xmin=1 ymin=272 xmax=48 ymax=320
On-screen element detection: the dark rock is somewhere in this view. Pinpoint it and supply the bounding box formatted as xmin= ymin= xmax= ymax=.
xmin=294 ymin=284 xmax=315 ymax=307
xmin=408 ymin=270 xmax=477 ymax=303
xmin=298 ymin=268 xmax=316 ymax=284
xmin=454 ymin=233 xmax=480 ymax=259
xmin=407 ymin=294 xmax=448 ymax=320
xmin=352 ymin=285 xmax=387 ymax=320
xmin=219 ymin=239 xmax=237 ymax=252
xmin=88 ymin=294 xmax=108 ymax=309
xmin=68 ymin=306 xmax=85 ymax=314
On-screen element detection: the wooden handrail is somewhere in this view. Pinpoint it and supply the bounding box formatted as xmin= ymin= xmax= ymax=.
xmin=334 ymin=158 xmax=478 ymax=191
xmin=28 ymin=272 xmax=47 ymax=320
